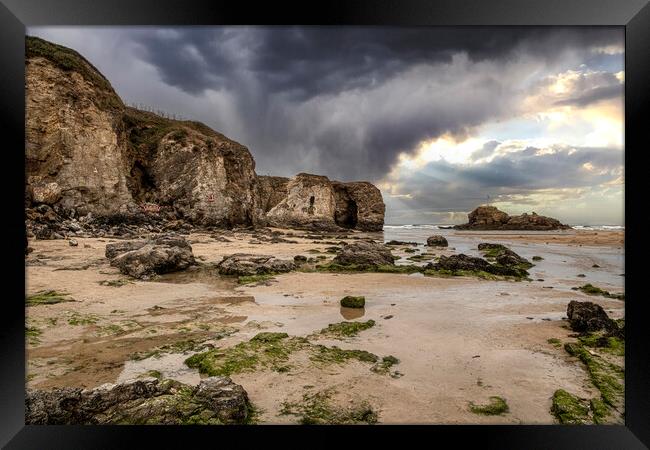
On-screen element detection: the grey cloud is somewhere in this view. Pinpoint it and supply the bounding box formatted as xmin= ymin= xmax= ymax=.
xmin=390 ymin=145 xmax=623 ymax=214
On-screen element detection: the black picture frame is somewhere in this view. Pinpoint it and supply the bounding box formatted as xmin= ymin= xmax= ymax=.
xmin=2 ymin=0 xmax=648 ymax=448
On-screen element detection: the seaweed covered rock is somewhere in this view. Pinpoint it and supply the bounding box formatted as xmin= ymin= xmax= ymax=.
xmin=332 ymin=241 xmax=396 ymax=266
xmin=566 ymin=301 xmax=620 ymax=334
xmin=426 ymin=235 xmax=448 ymax=247
xmin=217 ymin=254 xmax=296 ymax=276
xmin=25 ymin=376 xmax=251 ymax=425
xmin=108 ymin=236 xmax=196 ymax=279
xmin=478 ymin=243 xmax=532 ymax=268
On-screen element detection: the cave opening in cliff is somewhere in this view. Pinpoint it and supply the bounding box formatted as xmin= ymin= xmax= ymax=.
xmin=128 ymin=161 xmax=156 ymax=203
xmin=338 ymin=199 xmax=358 ymax=229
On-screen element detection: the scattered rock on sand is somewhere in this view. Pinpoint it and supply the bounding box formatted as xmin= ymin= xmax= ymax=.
xmin=68 ymin=239 xmax=78 ymax=247
xmin=293 ymin=255 xmax=308 ymax=262
xmin=333 ymin=241 xmax=396 ymax=266
xmin=108 ymin=236 xmax=196 ymax=279
xmin=25 ymin=376 xmax=251 ymax=424
xmin=426 ymin=235 xmax=448 ymax=247
xmin=566 ymin=301 xmax=620 ymax=335
xmin=217 ymin=254 xmax=296 ymax=276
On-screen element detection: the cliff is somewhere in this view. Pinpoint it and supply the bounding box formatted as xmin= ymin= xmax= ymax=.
xmin=25 ymin=36 xmax=385 ymax=231
xmin=454 ymin=206 xmax=571 ymax=231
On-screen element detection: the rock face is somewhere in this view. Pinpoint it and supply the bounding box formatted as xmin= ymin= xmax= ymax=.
xmin=454 ymin=206 xmax=570 ymax=230
xmin=426 ymin=235 xmax=448 ymax=247
xmin=25 ymin=376 xmax=251 ymax=425
xmin=566 ymin=301 xmax=620 ymax=334
xmin=333 ymin=241 xmax=396 ymax=266
xmin=25 ymin=36 xmax=133 ymax=217
xmin=217 ymin=254 xmax=296 ymax=276
xmin=25 ymin=36 xmax=385 ymax=232
xmin=258 ymin=174 xmax=386 ymax=231
xmin=107 ymin=235 xmax=196 ymax=279
xmin=263 ymin=173 xmax=339 ymax=230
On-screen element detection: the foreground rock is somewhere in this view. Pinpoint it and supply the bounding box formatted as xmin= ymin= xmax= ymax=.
xmin=454 ymin=206 xmax=571 ymax=230
xmin=333 ymin=241 xmax=396 ymax=266
xmin=107 ymin=236 xmax=196 ymax=279
xmin=426 ymin=235 xmax=448 ymax=247
xmin=217 ymin=254 xmax=296 ymax=276
xmin=26 ymin=36 xmax=385 ymax=232
xmin=425 ymin=254 xmax=528 ymax=277
xmin=26 ymin=376 xmax=251 ymax=425
xmin=566 ymin=301 xmax=621 ymax=335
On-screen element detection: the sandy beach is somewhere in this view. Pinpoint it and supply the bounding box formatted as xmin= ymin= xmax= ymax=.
xmin=25 ymin=228 xmax=625 ymax=424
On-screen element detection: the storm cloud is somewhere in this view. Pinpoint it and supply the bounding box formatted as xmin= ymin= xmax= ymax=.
xmin=28 ymin=26 xmax=624 ymax=224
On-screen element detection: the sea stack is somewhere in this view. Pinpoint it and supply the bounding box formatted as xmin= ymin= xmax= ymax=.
xmin=454 ymin=206 xmax=571 ymax=231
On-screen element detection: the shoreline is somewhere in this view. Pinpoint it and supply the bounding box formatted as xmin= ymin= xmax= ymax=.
xmin=25 ymin=228 xmax=624 ymax=424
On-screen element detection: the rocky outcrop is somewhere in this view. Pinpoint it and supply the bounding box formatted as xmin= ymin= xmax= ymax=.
xmin=263 ymin=173 xmax=339 ymax=230
xmin=257 ymin=174 xmax=386 ymax=232
xmin=25 ymin=36 xmax=385 ymax=232
xmin=25 ymin=376 xmax=251 ymax=425
xmin=107 ymin=235 xmax=196 ymax=279
xmin=566 ymin=301 xmax=620 ymax=335
xmin=333 ymin=241 xmax=396 ymax=266
xmin=454 ymin=206 xmax=571 ymax=231
xmin=217 ymin=254 xmax=296 ymax=276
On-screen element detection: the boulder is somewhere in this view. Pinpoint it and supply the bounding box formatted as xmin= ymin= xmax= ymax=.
xmin=217 ymin=254 xmax=296 ymax=276
xmin=426 ymin=235 xmax=448 ymax=247
xmin=455 ymin=206 xmax=571 ymax=230
xmin=25 ymin=376 xmax=251 ymax=425
xmin=566 ymin=301 xmax=620 ymax=334
xmin=332 ymin=241 xmax=396 ymax=266
xmin=109 ymin=237 xmax=195 ymax=279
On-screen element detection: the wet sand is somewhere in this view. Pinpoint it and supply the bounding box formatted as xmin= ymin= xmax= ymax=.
xmin=25 ymin=228 xmax=624 ymax=424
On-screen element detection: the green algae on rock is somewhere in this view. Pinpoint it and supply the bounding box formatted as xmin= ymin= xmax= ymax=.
xmin=551 ymin=389 xmax=590 ymax=424
xmin=317 ymin=320 xmax=376 ymax=338
xmin=280 ymin=388 xmax=378 ymax=424
xmin=26 ymin=290 xmax=74 ymax=306
xmin=469 ymin=396 xmax=509 ymax=415
xmin=340 ymin=296 xmax=366 ymax=308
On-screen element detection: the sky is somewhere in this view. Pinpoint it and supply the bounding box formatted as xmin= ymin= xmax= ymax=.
xmin=28 ymin=26 xmax=624 ymax=225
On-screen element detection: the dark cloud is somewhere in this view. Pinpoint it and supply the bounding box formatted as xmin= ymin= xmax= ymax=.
xmin=127 ymin=27 xmax=622 ymax=100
